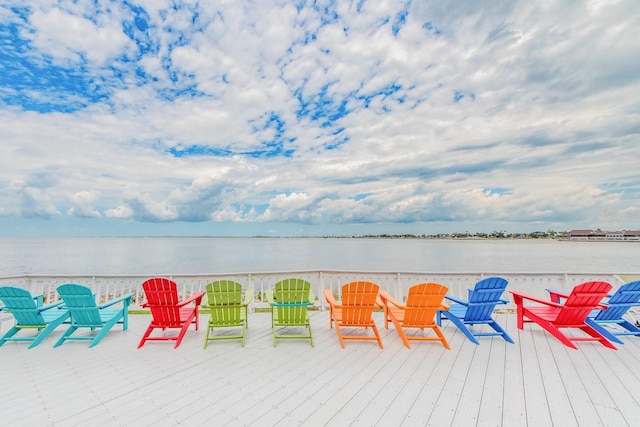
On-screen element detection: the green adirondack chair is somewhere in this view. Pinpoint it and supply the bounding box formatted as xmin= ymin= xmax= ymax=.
xmin=265 ymin=278 xmax=314 ymax=347
xmin=203 ymin=280 xmax=253 ymax=348
xmin=0 ymin=286 xmax=70 ymax=349
xmin=55 ymin=284 xmax=133 ymax=348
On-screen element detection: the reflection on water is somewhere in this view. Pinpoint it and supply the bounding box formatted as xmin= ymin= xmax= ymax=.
xmin=0 ymin=237 xmax=638 ymax=275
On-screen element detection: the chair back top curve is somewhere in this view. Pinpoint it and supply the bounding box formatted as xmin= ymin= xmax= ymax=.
xmin=0 ymin=286 xmax=47 ymax=325
xmin=206 ymin=280 xmax=244 ymax=325
xmin=464 ymin=277 xmax=509 ymax=320
xmin=141 ymin=277 xmax=184 ymax=327
xmin=57 ymin=284 xmax=102 ymax=326
xmin=594 ymin=280 xmax=640 ymax=321
xmin=403 ymin=282 xmax=448 ymax=326
xmin=340 ymin=281 xmax=379 ymax=325
xmin=555 ymin=281 xmax=612 ymax=325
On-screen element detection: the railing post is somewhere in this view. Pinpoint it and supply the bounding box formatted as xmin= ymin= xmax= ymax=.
xmin=394 ymin=273 xmax=402 ymax=300
xmin=319 ymin=271 xmax=325 ymax=311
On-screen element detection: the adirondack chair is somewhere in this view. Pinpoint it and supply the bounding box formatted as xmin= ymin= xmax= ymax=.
xmin=379 ymin=282 xmax=451 ymax=349
xmin=511 ymin=281 xmax=617 ymax=350
xmin=437 ymin=277 xmax=514 ymax=344
xmin=265 ymin=278 xmax=314 ymax=347
xmin=323 ymin=281 xmax=383 ymax=348
xmin=546 ymin=280 xmax=640 ymax=344
xmin=138 ymin=277 xmax=205 ymax=348
xmin=203 ymin=280 xmax=253 ymax=348
xmin=0 ymin=286 xmax=69 ymax=349
xmin=54 ymin=284 xmax=133 ymax=348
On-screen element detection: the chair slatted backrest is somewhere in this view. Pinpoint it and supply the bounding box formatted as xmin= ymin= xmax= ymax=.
xmin=142 ymin=278 xmax=183 ymax=327
xmin=0 ymin=286 xmax=46 ymax=325
xmin=57 ymin=284 xmax=102 ymax=326
xmin=340 ymin=281 xmax=379 ymax=326
xmin=594 ymin=280 xmax=640 ymax=321
xmin=274 ymin=278 xmax=311 ymax=324
xmin=206 ymin=280 xmax=243 ymax=326
xmin=555 ymin=281 xmax=612 ymax=325
xmin=465 ymin=277 xmax=509 ymax=321
xmin=403 ymin=283 xmax=448 ymax=327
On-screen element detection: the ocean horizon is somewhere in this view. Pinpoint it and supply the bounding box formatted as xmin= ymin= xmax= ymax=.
xmin=1 ymin=237 xmax=639 ymax=277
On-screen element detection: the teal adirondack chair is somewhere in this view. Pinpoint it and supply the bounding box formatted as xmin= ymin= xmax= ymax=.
xmin=203 ymin=280 xmax=253 ymax=348
xmin=265 ymin=278 xmax=314 ymax=347
xmin=437 ymin=277 xmax=514 ymax=344
xmin=55 ymin=284 xmax=133 ymax=348
xmin=0 ymin=286 xmax=70 ymax=349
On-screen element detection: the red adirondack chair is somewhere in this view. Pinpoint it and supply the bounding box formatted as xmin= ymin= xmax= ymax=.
xmin=138 ymin=277 xmax=205 ymax=349
xmin=510 ymin=281 xmax=616 ymax=350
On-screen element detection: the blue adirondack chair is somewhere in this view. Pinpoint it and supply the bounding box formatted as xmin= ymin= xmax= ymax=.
xmin=0 ymin=286 xmax=70 ymax=349
xmin=547 ymin=280 xmax=640 ymax=344
xmin=437 ymin=277 xmax=514 ymax=344
xmin=55 ymin=284 xmax=133 ymax=348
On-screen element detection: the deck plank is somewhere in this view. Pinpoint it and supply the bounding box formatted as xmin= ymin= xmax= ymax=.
xmin=2 ymin=311 xmax=640 ymax=426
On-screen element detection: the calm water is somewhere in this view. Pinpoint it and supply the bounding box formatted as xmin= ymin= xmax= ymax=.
xmin=1 ymin=237 xmax=639 ymax=276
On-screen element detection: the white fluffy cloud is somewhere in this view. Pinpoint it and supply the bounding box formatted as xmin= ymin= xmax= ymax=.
xmin=1 ymin=0 xmax=640 ymax=236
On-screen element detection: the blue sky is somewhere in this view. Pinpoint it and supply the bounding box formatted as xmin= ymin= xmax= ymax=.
xmin=1 ymin=0 xmax=640 ymax=237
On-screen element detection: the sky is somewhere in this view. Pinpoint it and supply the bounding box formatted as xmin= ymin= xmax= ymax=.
xmin=1 ymin=0 xmax=640 ymax=237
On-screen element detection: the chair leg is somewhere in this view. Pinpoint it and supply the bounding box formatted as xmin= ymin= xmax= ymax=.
xmin=582 ymin=319 xmax=619 ymax=348
xmin=444 ymin=313 xmax=480 ymax=345
xmin=434 ymin=326 xmax=451 ymax=350
xmin=372 ymin=324 xmax=384 ymax=349
xmin=335 ymin=324 xmax=346 ymax=348
xmin=137 ymin=325 xmax=154 ymax=348
xmin=619 ymin=319 xmax=640 ymax=336
xmin=53 ymin=325 xmax=78 ymax=348
xmin=489 ymin=320 xmax=515 ymax=344
xmin=0 ymin=326 xmax=20 ymax=346
xmin=89 ymin=316 xmax=122 ymax=348
xmin=527 ymin=316 xmax=579 ymax=350
xmin=29 ymin=313 xmax=70 ymax=349
xmin=175 ymin=315 xmax=195 ymax=348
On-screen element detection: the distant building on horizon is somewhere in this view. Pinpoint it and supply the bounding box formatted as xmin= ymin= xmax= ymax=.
xmin=568 ymin=229 xmax=640 ymax=241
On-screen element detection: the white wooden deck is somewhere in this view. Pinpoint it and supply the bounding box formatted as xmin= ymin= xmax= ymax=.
xmin=2 ymin=311 xmax=640 ymax=426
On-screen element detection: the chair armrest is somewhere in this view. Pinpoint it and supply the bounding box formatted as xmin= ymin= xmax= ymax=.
xmin=444 ymin=295 xmax=468 ymax=305
xmin=497 ymin=299 xmax=509 ymax=305
xmin=545 ymin=288 xmax=570 ymax=303
xmin=177 ymin=292 xmax=205 ymax=307
xmin=510 ymin=290 xmax=563 ymax=308
xmin=39 ymin=300 xmax=66 ymax=312
xmin=33 ymin=293 xmax=44 ymax=307
xmin=243 ymin=290 xmax=254 ymax=305
xmin=379 ymin=290 xmax=404 ymax=310
xmin=440 ymin=302 xmax=450 ymax=311
xmin=265 ymin=290 xmax=275 ymax=304
xmin=308 ymin=289 xmax=316 ymax=304
xmin=98 ymin=293 xmax=133 ymax=309
xmin=323 ymin=289 xmax=338 ymax=306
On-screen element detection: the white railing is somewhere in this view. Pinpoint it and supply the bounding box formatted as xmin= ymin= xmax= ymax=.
xmin=0 ymin=271 xmax=628 ymax=311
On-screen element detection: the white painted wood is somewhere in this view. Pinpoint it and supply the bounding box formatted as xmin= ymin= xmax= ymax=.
xmin=2 ymin=311 xmax=640 ymax=426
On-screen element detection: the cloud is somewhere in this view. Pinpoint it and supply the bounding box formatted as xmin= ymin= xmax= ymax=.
xmin=1 ymin=1 xmax=640 ymax=236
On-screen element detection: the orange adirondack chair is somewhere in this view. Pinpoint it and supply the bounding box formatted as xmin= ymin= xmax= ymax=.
xmin=379 ymin=283 xmax=451 ymax=349
xmin=324 ymin=281 xmax=383 ymax=348
xmin=511 ymin=281 xmax=616 ymax=350
xmin=138 ymin=277 xmax=205 ymax=349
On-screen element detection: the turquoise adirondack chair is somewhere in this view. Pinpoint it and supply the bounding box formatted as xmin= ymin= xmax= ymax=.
xmin=203 ymin=280 xmax=253 ymax=348
xmin=55 ymin=284 xmax=133 ymax=348
xmin=547 ymin=280 xmax=640 ymax=344
xmin=265 ymin=278 xmax=314 ymax=347
xmin=0 ymin=286 xmax=70 ymax=349
xmin=437 ymin=277 xmax=514 ymax=344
